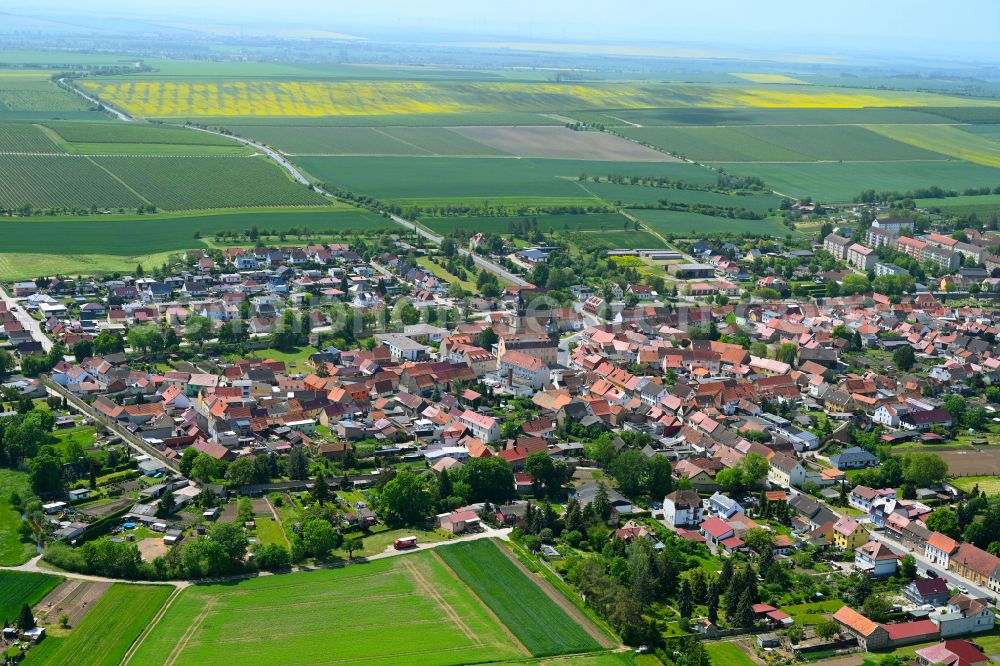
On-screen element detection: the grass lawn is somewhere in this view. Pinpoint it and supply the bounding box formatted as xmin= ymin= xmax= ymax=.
xmin=357 ymin=526 xmax=450 ymax=557
xmin=128 ymin=551 xmax=524 ymax=666
xmin=23 ymin=583 xmax=172 ymax=666
xmin=704 ymin=642 xmax=755 ymax=666
xmin=251 ymin=515 xmax=287 ymax=547
xmin=950 ymin=476 xmax=1000 ymax=495
xmin=416 ymin=256 xmax=477 ymax=292
xmin=437 ymin=539 xmax=603 ymax=657
xmin=0 ymin=469 xmax=36 ymax=566
xmin=783 ymin=599 xmax=846 ymax=626
xmin=243 ymin=345 xmax=317 ymax=368
xmin=0 ymin=571 xmax=63 ymax=621
xmin=50 ymin=425 xmax=97 ymax=455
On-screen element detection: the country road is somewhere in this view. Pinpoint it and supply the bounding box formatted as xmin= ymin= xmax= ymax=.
xmin=0 ymin=285 xmax=53 ymax=352
xmin=1 ymin=528 xmax=512 ymax=587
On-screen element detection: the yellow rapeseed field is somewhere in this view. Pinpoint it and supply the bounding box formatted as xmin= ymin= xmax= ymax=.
xmin=731 ymin=73 xmax=809 ymax=84
xmin=865 ymin=124 xmax=1000 ymax=168
xmin=80 ymin=80 xmax=1000 ymax=118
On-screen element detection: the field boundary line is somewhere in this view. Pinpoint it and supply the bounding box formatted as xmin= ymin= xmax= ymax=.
xmin=81 ymin=155 xmax=154 ymax=206
xmin=495 ymin=541 xmax=616 ymax=649
xmin=162 ymin=597 xmax=215 ymax=666
xmin=370 ymin=127 xmax=434 ymax=155
xmin=430 ymin=549 xmax=530 ymax=657
xmin=121 ymin=585 xmax=184 ymax=666
xmin=401 ymin=556 xmax=479 ymax=645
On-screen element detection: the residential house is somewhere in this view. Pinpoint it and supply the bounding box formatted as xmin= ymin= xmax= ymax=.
xmin=926 ymin=531 xmax=960 ymax=570
xmin=663 ymin=490 xmax=704 ymax=528
xmin=855 ymin=540 xmax=898 ymax=577
xmin=933 ymin=594 xmax=996 ymax=638
xmin=832 ymin=516 xmax=869 ymax=551
xmin=830 ymin=447 xmax=880 ymax=470
xmin=904 ymin=578 xmax=951 ymax=607
xmin=768 ymin=453 xmax=806 ymax=489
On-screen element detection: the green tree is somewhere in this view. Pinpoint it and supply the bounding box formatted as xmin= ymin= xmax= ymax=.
xmin=301 ymin=519 xmax=340 ymax=558
xmin=184 ymin=315 xmax=214 ymax=348
xmin=893 ymin=345 xmax=916 ymax=371
xmin=902 ymin=452 xmax=948 ymax=488
xmin=461 ymin=457 xmax=515 ymax=504
xmin=209 ymin=521 xmax=249 ymax=564
xmin=157 ymin=489 xmax=176 ymax=517
xmin=678 ymin=578 xmax=693 ymax=618
xmin=29 ymin=449 xmax=64 ymax=495
xmin=776 ymin=342 xmax=798 ymax=365
xmin=900 ymin=554 xmax=917 ymax=581
xmin=287 ymin=446 xmax=308 ymax=480
xmin=17 ymin=603 xmax=34 ymax=631
xmin=253 ymin=543 xmax=290 ymax=570
xmin=379 ymin=471 xmax=434 ymax=526
xmin=592 ymin=482 xmax=613 ymax=522
xmin=179 ymin=446 xmax=199 ymax=477
xmin=647 ymin=456 xmax=673 ymax=498
xmin=925 ymin=507 xmax=960 ymax=538
xmin=225 ymin=456 xmax=257 ymax=487
xmin=816 ymin=618 xmax=840 ymax=640
xmin=610 ymin=450 xmax=648 ymax=498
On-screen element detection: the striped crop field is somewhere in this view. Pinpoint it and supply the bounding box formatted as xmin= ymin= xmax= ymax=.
xmin=78 ymin=79 xmax=1000 ymax=118
xmin=865 ymin=124 xmax=1000 ymax=168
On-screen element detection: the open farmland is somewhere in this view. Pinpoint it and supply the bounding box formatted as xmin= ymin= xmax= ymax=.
xmin=422 ymin=212 xmax=630 ymax=235
xmin=916 ymin=194 xmax=1000 ymax=217
xmin=704 ymin=642 xmax=756 ymax=666
xmin=716 ymin=160 xmax=1000 ymax=202
xmin=576 ymin=107 xmax=962 ymax=127
xmin=0 ymin=155 xmax=144 ymax=210
xmin=437 ymin=540 xmax=606 ymax=656
xmin=127 ymin=551 xmax=527 ymax=666
xmin=235 ymin=125 xmax=509 ymax=156
xmin=581 ymin=181 xmax=781 ymax=211
xmin=619 ymin=125 xmax=946 ymax=162
xmin=730 ymin=72 xmax=809 ymax=84
xmin=0 ymin=76 xmax=95 ymax=118
xmin=23 ymin=583 xmax=172 ymax=666
xmin=628 ymin=208 xmax=794 ymax=237
xmin=0 ymin=122 xmax=64 ymax=152
xmin=865 ymin=123 xmax=1000 ymax=168
xmin=91 ymin=155 xmax=330 ymax=210
xmin=0 ymin=207 xmax=389 ymax=256
xmin=449 ymin=126 xmax=676 ymax=161
xmin=935 ymin=449 xmax=1000 ymax=476
xmin=43 ymin=120 xmax=241 ymax=146
xmin=297 ymin=156 xmax=717 ymax=207
xmin=77 ymin=79 xmax=1000 ymax=119
xmin=0 ymin=571 xmax=62 ymax=621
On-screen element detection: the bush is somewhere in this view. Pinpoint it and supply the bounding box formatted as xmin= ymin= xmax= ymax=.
xmin=523 ymin=535 xmax=542 ymax=552
xmin=253 ymin=543 xmax=291 ymax=570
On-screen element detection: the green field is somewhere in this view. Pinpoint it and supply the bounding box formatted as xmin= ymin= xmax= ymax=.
xmin=572 ymin=230 xmax=667 ymax=250
xmin=128 ymin=551 xmax=525 ymax=666
xmin=0 ymin=571 xmax=62 ymax=621
xmin=296 ymin=156 xmax=717 ymax=206
xmin=580 ymin=181 xmax=781 ymax=211
xmin=584 ymin=107 xmax=961 ymax=127
xmin=239 ymin=125 xmax=508 ymax=156
xmin=437 ymin=540 xmax=603 ymax=657
xmin=0 ymin=122 xmax=63 ymax=151
xmin=704 ymin=642 xmax=755 ymax=666
xmin=44 ymin=120 xmax=241 ymax=146
xmin=621 ymin=124 xmax=944 ymax=162
xmin=0 ymin=77 xmax=94 ymax=117
xmin=0 ymin=469 xmax=36 ymax=566
xmin=422 ymin=212 xmax=629 ymax=235
xmin=24 ymin=583 xmax=172 ymax=666
xmin=950 ymin=475 xmax=1000 ymax=495
xmin=0 ymin=155 xmax=145 ymax=210
xmin=865 ymin=123 xmax=1000 ymax=168
xmin=0 ymin=207 xmax=391 ymax=257
xmin=91 ymin=155 xmax=329 ymax=210
xmin=716 ymin=160 xmax=1000 ymax=202
xmin=628 ymin=208 xmax=794 ymax=237
xmin=916 ymin=193 xmax=1000 ymax=217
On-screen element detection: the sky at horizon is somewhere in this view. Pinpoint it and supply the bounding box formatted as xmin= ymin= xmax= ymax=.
xmin=5 ymin=1 xmax=1000 ymax=62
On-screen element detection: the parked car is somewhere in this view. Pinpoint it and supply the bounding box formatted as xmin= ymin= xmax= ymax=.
xmin=959 ymin=585 xmax=969 ymax=594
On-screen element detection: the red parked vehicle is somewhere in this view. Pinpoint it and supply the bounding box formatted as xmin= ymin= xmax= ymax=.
xmin=393 ymin=536 xmax=418 ymax=550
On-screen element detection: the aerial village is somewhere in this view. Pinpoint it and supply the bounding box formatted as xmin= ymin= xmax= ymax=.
xmin=5 ymin=212 xmax=1000 ymax=665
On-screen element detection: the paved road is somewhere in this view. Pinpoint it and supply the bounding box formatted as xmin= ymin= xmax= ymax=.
xmin=389 ymin=213 xmax=529 ymax=286
xmin=60 ymin=79 xmax=132 ymax=122
xmin=44 ymin=379 xmax=181 ymax=473
xmin=0 ymin=285 xmax=53 ymax=352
